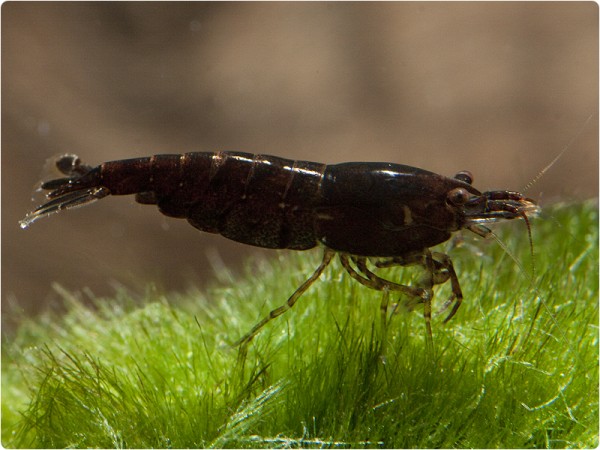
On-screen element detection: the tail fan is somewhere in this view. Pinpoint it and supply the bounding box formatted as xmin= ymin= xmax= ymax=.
xmin=20 ymin=154 xmax=108 ymax=228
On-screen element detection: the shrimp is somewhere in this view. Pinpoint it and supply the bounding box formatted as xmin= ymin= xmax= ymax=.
xmin=20 ymin=152 xmax=540 ymax=344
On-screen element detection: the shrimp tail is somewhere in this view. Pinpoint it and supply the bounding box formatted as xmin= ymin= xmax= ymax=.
xmin=19 ymin=154 xmax=109 ymax=228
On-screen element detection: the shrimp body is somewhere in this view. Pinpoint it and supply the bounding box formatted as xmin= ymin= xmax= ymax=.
xmin=21 ymin=151 xmax=540 ymax=344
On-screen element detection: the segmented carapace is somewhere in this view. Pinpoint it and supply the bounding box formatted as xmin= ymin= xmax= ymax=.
xmin=20 ymin=151 xmax=540 ymax=344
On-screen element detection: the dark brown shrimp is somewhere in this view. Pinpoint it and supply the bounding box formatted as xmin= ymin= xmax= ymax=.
xmin=20 ymin=151 xmax=540 ymax=345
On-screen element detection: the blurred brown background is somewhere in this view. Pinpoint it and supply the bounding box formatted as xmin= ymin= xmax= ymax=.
xmin=3 ymin=2 xmax=598 ymax=328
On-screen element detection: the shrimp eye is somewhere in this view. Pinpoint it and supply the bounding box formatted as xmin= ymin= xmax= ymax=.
xmin=447 ymin=187 xmax=470 ymax=206
xmin=454 ymin=170 xmax=473 ymax=185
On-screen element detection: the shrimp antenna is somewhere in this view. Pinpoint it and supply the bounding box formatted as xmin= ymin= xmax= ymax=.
xmin=523 ymin=212 xmax=535 ymax=280
xmin=523 ymin=113 xmax=594 ymax=192
xmin=488 ymin=229 xmax=567 ymax=348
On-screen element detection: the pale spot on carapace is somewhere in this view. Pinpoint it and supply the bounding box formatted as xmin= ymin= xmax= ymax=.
xmin=316 ymin=212 xmax=334 ymax=220
xmin=402 ymin=205 xmax=413 ymax=225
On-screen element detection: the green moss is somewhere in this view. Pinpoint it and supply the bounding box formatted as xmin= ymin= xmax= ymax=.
xmin=3 ymin=202 xmax=598 ymax=448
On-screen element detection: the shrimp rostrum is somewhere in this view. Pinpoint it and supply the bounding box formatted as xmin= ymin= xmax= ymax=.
xmin=21 ymin=152 xmax=540 ymax=345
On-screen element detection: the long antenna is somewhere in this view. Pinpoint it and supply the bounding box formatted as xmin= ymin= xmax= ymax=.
xmin=488 ymin=229 xmax=567 ymax=348
xmin=523 ymin=113 xmax=595 ymax=192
